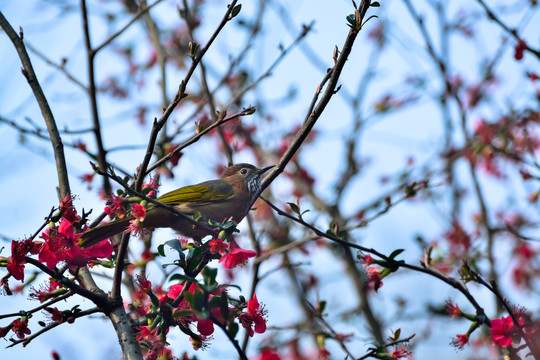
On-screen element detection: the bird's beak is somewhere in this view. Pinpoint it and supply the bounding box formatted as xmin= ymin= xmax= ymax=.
xmin=258 ymin=165 xmax=275 ymax=175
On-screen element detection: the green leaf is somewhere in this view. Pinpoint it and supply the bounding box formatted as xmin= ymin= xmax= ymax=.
xmin=287 ymin=202 xmax=300 ymax=215
xmin=371 ymin=1 xmax=380 ymax=7
xmin=193 ymin=287 xmax=204 ymax=311
xmin=186 ymin=246 xmax=204 ymax=274
xmin=202 ymin=267 xmax=218 ymax=286
xmin=230 ymin=4 xmax=242 ymax=18
xmin=389 ymin=249 xmax=405 ymax=259
xmin=164 ymin=239 xmax=185 ymax=260
xmin=319 ymin=300 xmax=327 ymax=315
xmin=157 ymin=244 xmax=166 ymax=257
xmin=169 ymin=273 xmax=191 ymax=283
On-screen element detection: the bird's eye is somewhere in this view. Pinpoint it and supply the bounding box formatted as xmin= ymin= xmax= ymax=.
xmin=240 ymin=168 xmax=248 ymax=175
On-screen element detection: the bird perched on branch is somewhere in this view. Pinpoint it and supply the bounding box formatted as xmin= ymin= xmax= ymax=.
xmin=78 ymin=163 xmax=274 ymax=248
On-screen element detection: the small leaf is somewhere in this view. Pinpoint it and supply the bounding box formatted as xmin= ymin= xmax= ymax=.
xmin=389 ymin=249 xmax=405 ymax=259
xmin=164 ymin=239 xmax=186 ymax=261
xmin=157 ymin=244 xmax=166 ymax=257
xmin=242 ymin=106 xmax=256 ymax=115
xmin=230 ymin=4 xmax=242 ymax=19
xmin=186 ymin=246 xmax=204 ymax=274
xmin=287 ymin=202 xmax=300 ymax=216
xmin=319 ymin=300 xmax=327 ymax=316
xmin=203 ymin=267 xmax=218 ymax=286
xmin=371 ymin=1 xmax=380 ymax=7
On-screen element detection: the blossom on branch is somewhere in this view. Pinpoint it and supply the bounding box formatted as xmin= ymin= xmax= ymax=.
xmin=218 ymin=239 xmax=257 ymax=269
xmin=11 ymin=319 xmax=31 ymax=339
xmin=238 ymin=293 xmax=267 ymax=337
xmin=208 ymin=238 xmax=228 ymax=255
xmin=7 ymin=238 xmax=41 ymax=281
xmin=131 ymin=203 xmax=147 ymax=222
xmin=450 ymin=333 xmax=469 ymax=350
xmin=446 ymin=299 xmax=462 ymax=319
xmin=489 ymin=316 xmax=515 ymax=347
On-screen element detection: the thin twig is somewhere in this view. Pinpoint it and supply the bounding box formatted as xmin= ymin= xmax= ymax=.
xmin=475 ymin=0 xmax=540 ymax=60
xmin=260 ymin=196 xmax=491 ymax=324
xmin=8 ymin=308 xmax=101 ymax=348
xmin=93 ymin=0 xmax=165 ymax=54
xmin=0 ymin=10 xmax=70 ymax=198
xmin=80 ymin=0 xmax=112 ymax=195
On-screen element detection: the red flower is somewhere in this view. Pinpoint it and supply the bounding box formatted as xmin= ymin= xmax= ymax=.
xmin=514 ymin=39 xmax=527 ymax=61
xmin=391 ymin=345 xmax=411 ymax=359
xmin=39 ymin=219 xmax=112 ymax=269
xmin=29 ymin=280 xmax=63 ymax=303
xmin=12 ymin=319 xmax=31 ymax=339
xmin=218 ymin=239 xmax=257 ymax=269
xmin=131 ymin=203 xmax=147 ymax=222
xmin=135 ymin=274 xmax=152 ymax=294
xmin=526 ymin=71 xmax=539 ymax=82
xmin=446 ymin=299 xmax=462 ymax=319
xmin=104 ymin=195 xmax=126 ymax=219
xmin=238 ymin=293 xmax=267 ymax=337
xmin=490 ymin=316 xmax=514 ymax=347
xmin=7 ymin=252 xmax=25 ymax=282
xmin=367 ymin=267 xmax=383 ymax=292
xmin=44 ymin=307 xmax=63 ymax=324
xmin=83 ymin=240 xmax=113 ymax=260
xmin=259 ymin=348 xmax=281 ymax=360
xmin=450 ymin=333 xmax=469 ymax=350
xmin=443 ymin=221 xmax=471 ymax=257
xmin=80 ymin=173 xmax=95 ymax=190
xmin=7 ymin=239 xmax=41 ymax=281
xmin=317 ymin=347 xmax=331 ymax=359
xmin=126 ymin=219 xmax=150 ymax=238
xmin=142 ymin=176 xmax=160 ymax=197
xmin=59 ymin=194 xmax=81 ymax=223
xmin=359 ymin=254 xmax=374 ymax=268
xmin=208 ymin=238 xmax=228 ymax=255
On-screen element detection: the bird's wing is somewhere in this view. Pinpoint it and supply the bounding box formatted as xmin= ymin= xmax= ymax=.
xmin=157 ymin=180 xmax=234 ymax=206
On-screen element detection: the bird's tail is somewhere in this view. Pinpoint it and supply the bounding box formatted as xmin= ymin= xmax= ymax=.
xmin=78 ymin=217 xmax=133 ymax=248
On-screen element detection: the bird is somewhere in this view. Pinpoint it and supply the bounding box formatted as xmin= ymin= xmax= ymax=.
xmin=78 ymin=163 xmax=274 ymax=248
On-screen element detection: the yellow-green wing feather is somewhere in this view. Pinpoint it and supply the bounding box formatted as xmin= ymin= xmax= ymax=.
xmin=157 ymin=180 xmax=234 ymax=206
